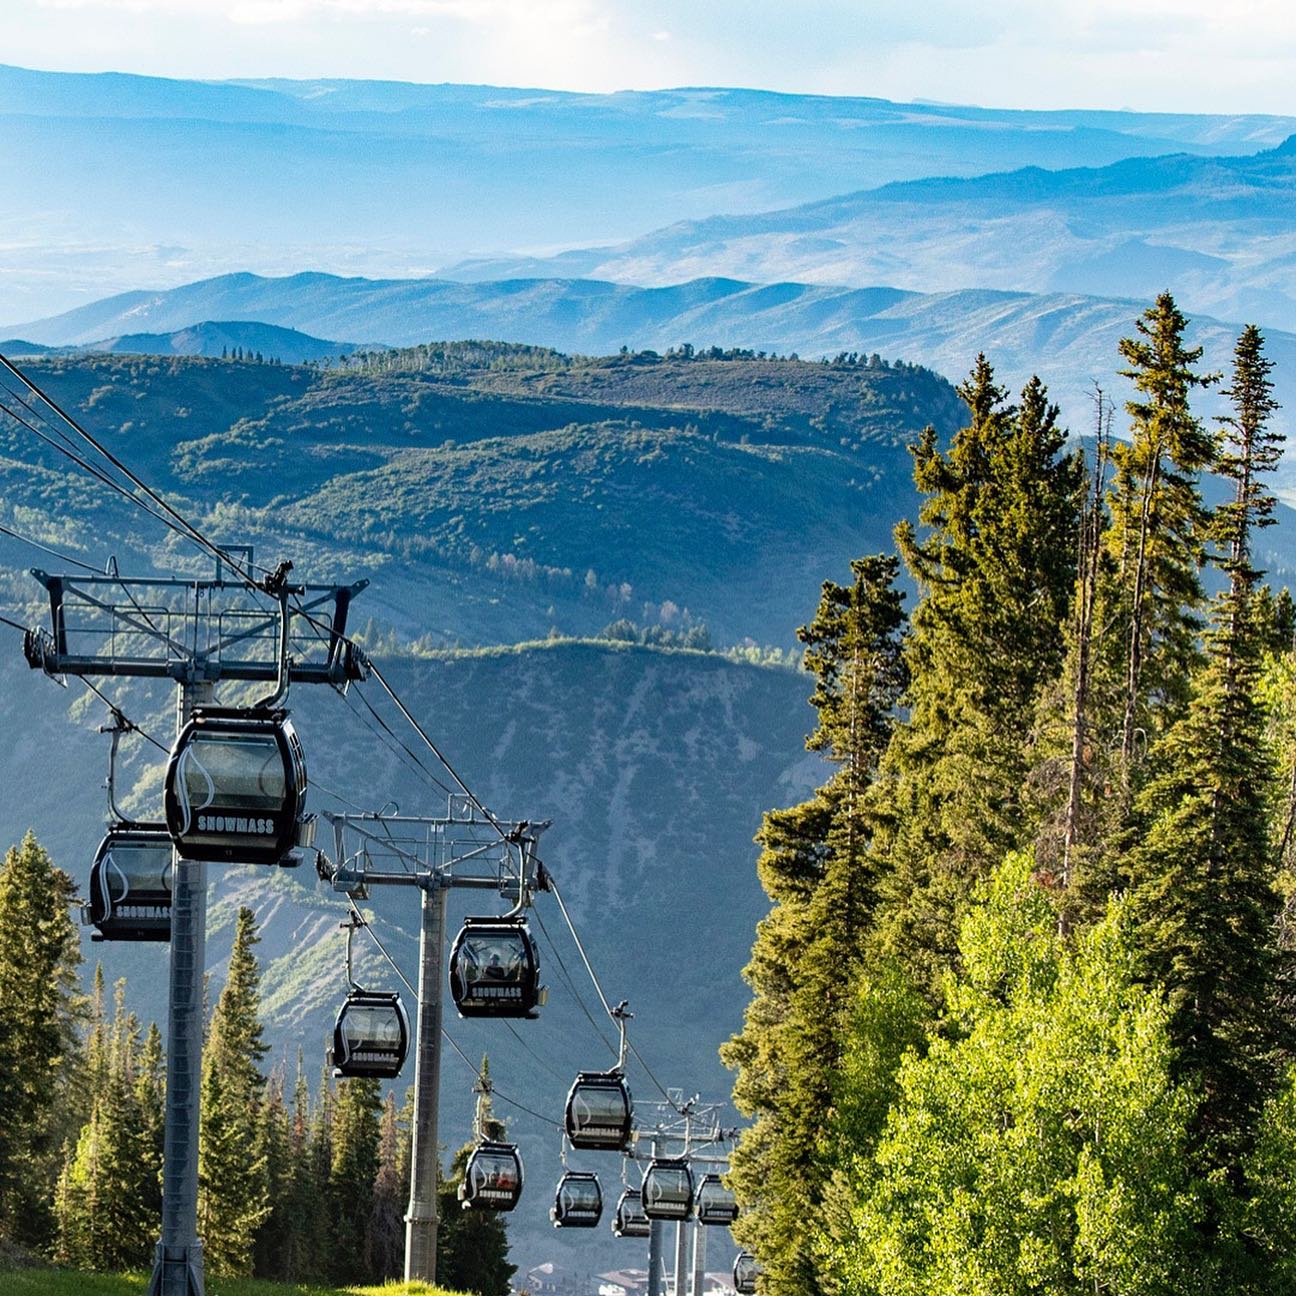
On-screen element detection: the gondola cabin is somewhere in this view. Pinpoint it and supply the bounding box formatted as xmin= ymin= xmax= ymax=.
xmin=613 ymin=1188 xmax=652 ymax=1238
xmin=565 ymin=1071 xmax=633 ymax=1151
xmin=164 ymin=709 xmax=307 ymax=866
xmin=85 ymin=827 xmax=173 ymax=941
xmin=331 ymin=990 xmax=409 ymax=1079
xmin=551 ymin=1171 xmax=603 ymax=1228
xmin=459 ymin=1142 xmax=524 ymax=1211
xmin=448 ymin=916 xmax=543 ymax=1018
xmin=642 ymin=1157 xmax=693 ymax=1221
xmin=733 ymin=1252 xmax=760 ymax=1295
xmin=695 ymin=1173 xmax=739 ymax=1225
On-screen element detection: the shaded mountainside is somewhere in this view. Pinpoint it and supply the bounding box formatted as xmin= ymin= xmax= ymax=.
xmin=3 ymin=63 xmax=1295 ymax=317
xmin=0 ymin=637 xmax=821 ymax=1275
xmin=13 ymin=275 xmax=1296 ymax=497
xmin=447 ymin=138 xmax=1296 ymax=334
xmin=0 ymin=348 xmax=966 ymax=647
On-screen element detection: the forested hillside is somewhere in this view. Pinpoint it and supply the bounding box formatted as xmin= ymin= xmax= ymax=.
xmin=0 ymin=346 xmax=966 ymax=647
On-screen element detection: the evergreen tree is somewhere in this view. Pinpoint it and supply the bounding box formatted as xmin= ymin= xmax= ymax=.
xmin=252 ymin=1070 xmax=294 ymax=1280
xmin=280 ymin=1054 xmax=329 ymax=1282
xmin=198 ymin=906 xmax=269 ymax=1276
xmin=723 ymin=556 xmax=906 ymax=1296
xmin=369 ymin=1090 xmax=407 ymax=1281
xmin=135 ymin=1021 xmax=165 ymax=1231
xmin=53 ymin=981 xmax=160 ymax=1271
xmin=876 ymin=360 xmax=1082 ymax=985
xmin=0 ymin=832 xmax=82 ymax=1246
xmin=327 ymin=1076 xmax=382 ymax=1284
xmin=1106 ymin=292 xmax=1216 ymax=780
xmin=1129 ymin=325 xmax=1286 ymax=1161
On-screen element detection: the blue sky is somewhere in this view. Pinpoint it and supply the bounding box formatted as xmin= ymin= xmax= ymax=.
xmin=8 ymin=0 xmax=1296 ymax=113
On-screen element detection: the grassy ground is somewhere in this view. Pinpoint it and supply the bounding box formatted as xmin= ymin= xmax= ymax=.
xmin=0 ymin=1267 xmax=460 ymax=1296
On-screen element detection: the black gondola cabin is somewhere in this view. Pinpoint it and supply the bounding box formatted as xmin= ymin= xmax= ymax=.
xmin=695 ymin=1173 xmax=739 ymax=1225
xmin=551 ymin=1171 xmax=603 ymax=1228
xmin=613 ymin=1188 xmax=651 ymax=1238
xmin=733 ymin=1252 xmax=759 ymax=1295
xmin=85 ymin=827 xmax=173 ymax=941
xmin=448 ymin=916 xmax=543 ymax=1018
xmin=460 ymin=1142 xmax=524 ymax=1211
xmin=164 ymin=708 xmax=307 ymax=866
xmin=565 ymin=1071 xmax=633 ymax=1151
xmin=331 ymin=990 xmax=409 ymax=1079
xmin=642 ymin=1157 xmax=693 ymax=1220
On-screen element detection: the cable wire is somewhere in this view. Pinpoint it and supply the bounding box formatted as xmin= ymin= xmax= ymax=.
xmin=78 ymin=676 xmax=170 ymax=753
xmin=0 ymin=356 xmax=267 ymax=583
xmin=347 ymin=898 xmax=561 ymax=1129
xmin=0 ymin=521 xmax=104 ymax=574
xmin=548 ymin=876 xmax=686 ymax=1111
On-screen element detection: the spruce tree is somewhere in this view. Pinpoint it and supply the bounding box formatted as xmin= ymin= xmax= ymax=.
xmin=723 ymin=556 xmax=906 ymax=1296
xmin=0 ymin=832 xmax=82 ymax=1246
xmin=1107 ymin=291 xmax=1216 ymax=779
xmin=369 ymin=1090 xmax=407 ymax=1281
xmin=1130 ymin=325 xmax=1286 ymax=1161
xmin=198 ymin=906 xmax=270 ymax=1275
xmin=876 ymin=360 xmax=1082 ymax=985
xmin=53 ymin=981 xmax=160 ymax=1271
xmin=252 ymin=1070 xmax=294 ymax=1280
xmin=327 ymin=1075 xmax=382 ymax=1284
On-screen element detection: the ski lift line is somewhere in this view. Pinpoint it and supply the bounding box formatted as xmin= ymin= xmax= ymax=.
xmin=0 ymin=392 xmax=197 ymax=550
xmin=438 ymin=1018 xmax=563 ymax=1132
xmin=0 ymin=520 xmax=104 ymax=574
xmin=366 ymin=659 xmax=513 ymax=848
xmin=79 ymin=676 xmax=170 ymax=754
xmin=0 ymin=383 xmax=228 ymax=604
xmin=336 ymin=682 xmax=463 ymax=814
xmin=311 ymin=778 xmax=369 ymax=814
xmin=346 ymin=895 xmax=417 ymax=997
xmin=0 ymin=357 xmax=268 ymax=584
xmin=530 ymin=903 xmax=619 ymax=1059
xmin=0 ymin=400 xmax=184 ymax=653
xmin=502 ymin=1019 xmax=569 ymax=1085
xmin=347 ymin=681 xmax=460 ymax=804
xmin=0 ymin=611 xmax=28 ymax=634
xmin=0 ymin=391 xmax=215 ymax=653
xmin=548 ymin=878 xmax=616 ymax=1021
xmin=547 ymin=877 xmax=687 ymax=1113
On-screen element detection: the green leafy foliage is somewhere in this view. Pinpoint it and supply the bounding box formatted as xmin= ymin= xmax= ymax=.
xmin=834 ymin=855 xmax=1201 ymax=1296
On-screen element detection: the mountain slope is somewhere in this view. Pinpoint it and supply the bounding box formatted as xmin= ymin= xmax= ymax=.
xmin=0 ymin=348 xmax=966 ymax=648
xmin=447 ymin=138 xmax=1296 ymax=333
xmin=11 ymin=274 xmax=1296 ymax=491
xmin=88 ymin=320 xmax=374 ymax=363
xmin=4 ymin=63 xmax=1295 ymax=317
xmin=0 ymin=635 xmax=821 ymax=1276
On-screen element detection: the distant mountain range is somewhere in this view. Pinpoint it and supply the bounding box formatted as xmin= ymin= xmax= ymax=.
xmin=9 ymin=273 xmax=1295 ymax=486
xmin=1 ymin=320 xmax=369 ymax=364
xmin=4 ymin=63 xmax=1296 ymax=317
xmin=447 ymin=137 xmax=1296 ymax=334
